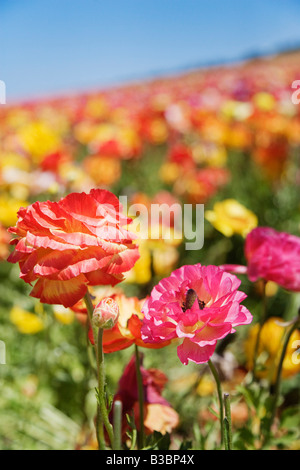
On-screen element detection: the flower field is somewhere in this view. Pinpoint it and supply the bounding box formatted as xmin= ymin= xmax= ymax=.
xmin=0 ymin=50 xmax=299 ymax=451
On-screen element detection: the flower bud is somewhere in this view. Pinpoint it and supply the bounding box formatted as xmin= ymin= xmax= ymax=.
xmin=92 ymin=297 xmax=119 ymax=330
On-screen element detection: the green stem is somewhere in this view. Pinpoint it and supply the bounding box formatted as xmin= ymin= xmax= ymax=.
xmin=113 ymin=400 xmax=123 ymax=450
xmin=83 ymin=291 xmax=114 ymax=450
xmin=96 ymin=328 xmax=115 ymax=449
xmin=83 ymin=292 xmax=102 ymax=449
xmin=95 ymin=407 xmax=105 ymax=451
xmin=264 ymin=318 xmax=300 ymax=445
xmin=224 ymin=393 xmax=233 ymax=450
xmin=84 ymin=292 xmax=98 ymax=355
xmin=253 ymin=280 xmax=268 ymax=381
xmin=135 ymin=345 xmax=145 ymax=449
xmin=208 ymin=359 xmax=224 ymax=446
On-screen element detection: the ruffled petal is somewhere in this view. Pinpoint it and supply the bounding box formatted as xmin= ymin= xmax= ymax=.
xmin=177 ymin=338 xmax=216 ymax=365
xmin=192 ymin=322 xmax=232 ymax=346
xmin=30 ymin=274 xmax=88 ymax=307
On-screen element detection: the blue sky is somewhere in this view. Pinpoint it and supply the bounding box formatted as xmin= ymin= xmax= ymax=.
xmin=2 ymin=0 xmax=300 ymax=101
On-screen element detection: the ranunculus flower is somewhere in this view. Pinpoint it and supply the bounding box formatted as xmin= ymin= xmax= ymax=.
xmin=83 ymin=154 xmax=121 ymax=187
xmin=110 ymin=355 xmax=179 ymax=439
xmin=71 ymin=289 xmax=171 ymax=352
xmin=245 ymin=227 xmax=300 ymax=292
xmin=53 ymin=305 xmax=75 ymax=325
xmin=7 ymin=189 xmax=140 ymax=307
xmin=244 ymin=317 xmax=300 ymax=382
xmin=222 ymin=227 xmax=300 ymax=292
xmin=0 ymin=195 xmax=28 ymax=228
xmin=167 ymin=143 xmax=195 ymax=171
xmin=10 ymin=306 xmax=45 ymax=334
xmin=205 ymin=199 xmax=258 ymax=237
xmin=141 ymin=264 xmax=252 ymax=365
xmin=18 ymin=121 xmax=62 ymax=163
xmin=174 ymin=167 xmax=230 ymax=204
xmin=92 ymin=297 xmax=120 ymax=329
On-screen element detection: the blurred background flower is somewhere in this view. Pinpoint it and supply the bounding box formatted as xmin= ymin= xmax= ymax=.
xmin=205 ymin=199 xmax=258 ymax=237
xmin=10 ymin=306 xmax=45 ymax=334
xmin=244 ymin=317 xmax=300 ymax=382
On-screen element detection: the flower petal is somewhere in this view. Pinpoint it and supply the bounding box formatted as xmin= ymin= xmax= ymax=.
xmin=30 ymin=275 xmax=88 ymax=307
xmin=177 ymin=338 xmax=216 ymax=365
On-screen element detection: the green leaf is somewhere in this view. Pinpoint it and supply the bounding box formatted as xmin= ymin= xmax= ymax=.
xmin=207 ymin=406 xmax=219 ymax=420
xmin=280 ymin=406 xmax=300 ymax=430
xmin=233 ymin=427 xmax=255 ymax=450
xmin=179 ymin=439 xmax=193 ymax=450
xmin=143 ymin=431 xmax=171 ymax=450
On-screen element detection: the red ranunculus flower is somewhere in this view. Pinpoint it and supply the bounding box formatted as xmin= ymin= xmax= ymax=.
xmin=7 ymin=189 xmax=140 ymax=307
xmin=110 ymin=354 xmax=179 ymax=439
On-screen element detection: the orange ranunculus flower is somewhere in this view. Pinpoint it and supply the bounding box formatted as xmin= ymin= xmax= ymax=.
xmin=252 ymin=134 xmax=289 ymax=180
xmin=100 ymin=294 xmax=147 ymax=352
xmin=71 ymin=290 xmax=171 ymax=352
xmin=7 ymin=189 xmax=140 ymax=307
xmin=174 ymin=167 xmax=229 ymax=204
xmin=83 ymin=154 xmax=121 ymax=187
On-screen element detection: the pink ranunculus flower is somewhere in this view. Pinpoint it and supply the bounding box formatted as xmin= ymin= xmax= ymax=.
xmin=141 ymin=264 xmax=252 ymax=365
xmin=245 ymin=227 xmax=300 ymax=292
xmin=221 ymin=227 xmax=300 ymax=292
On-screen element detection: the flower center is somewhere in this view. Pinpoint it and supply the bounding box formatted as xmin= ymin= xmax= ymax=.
xmin=182 ymin=320 xmax=205 ymax=334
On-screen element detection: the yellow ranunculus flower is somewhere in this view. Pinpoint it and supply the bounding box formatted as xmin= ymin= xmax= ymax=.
xmin=0 ymin=152 xmax=30 ymax=172
xmin=148 ymin=118 xmax=168 ymax=144
xmin=0 ymin=195 xmax=28 ymax=227
xmin=196 ymin=375 xmax=216 ymax=396
xmin=18 ymin=121 xmax=61 ymax=162
xmin=124 ymin=219 xmax=181 ymax=284
xmin=118 ymin=127 xmax=141 ymax=156
xmin=10 ymin=306 xmax=45 ymax=334
xmin=221 ymin=100 xmax=253 ymax=121
xmin=192 ymin=142 xmax=227 ymax=167
xmin=159 ymin=162 xmax=181 ymax=185
xmin=85 ymin=96 xmax=108 ymax=119
xmin=152 ymin=246 xmax=179 ymax=277
xmin=5 ymin=109 xmax=31 ymax=129
xmin=53 ymin=305 xmax=75 ymax=325
xmin=253 ymin=92 xmax=276 ymax=112
xmin=73 ymin=121 xmax=98 ymax=145
xmin=58 ymin=162 xmax=94 ymax=192
xmin=123 ymin=241 xmax=152 ymax=284
xmin=90 ymin=122 xmax=116 ymax=144
xmin=205 ymin=199 xmax=258 ymax=237
xmin=244 ymin=317 xmax=300 ymax=382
